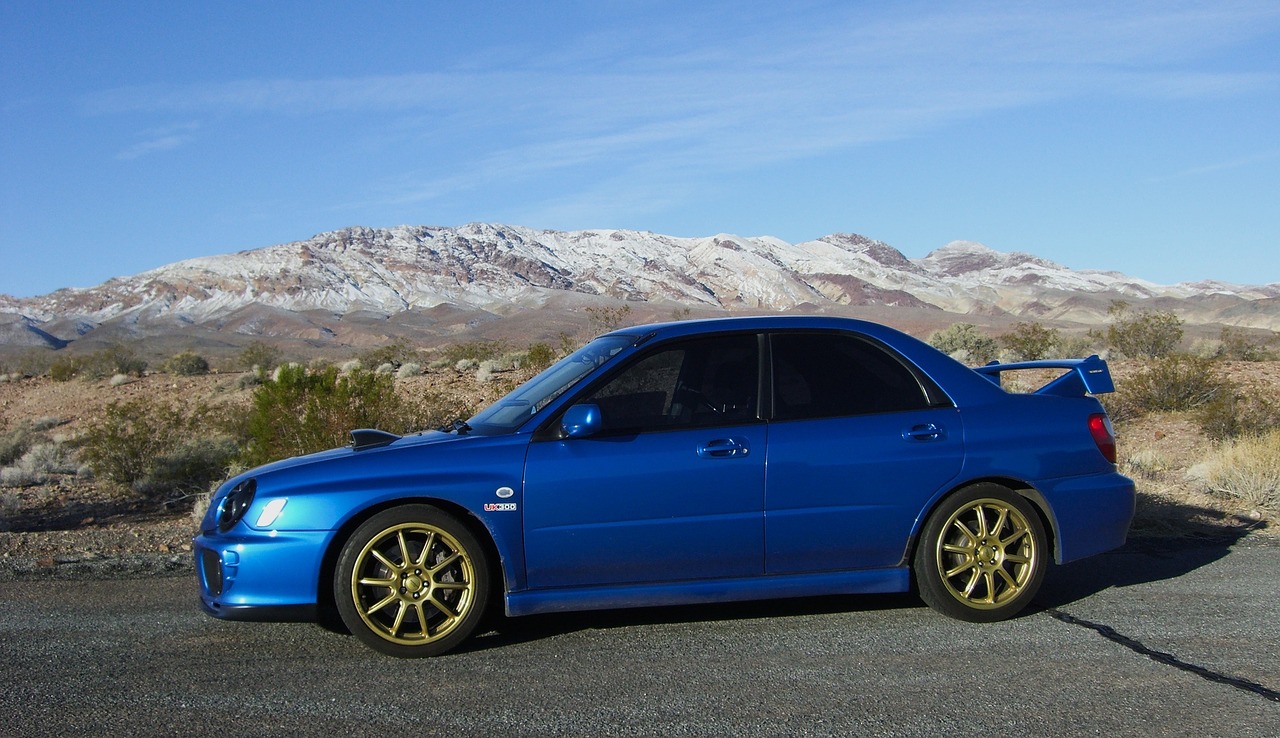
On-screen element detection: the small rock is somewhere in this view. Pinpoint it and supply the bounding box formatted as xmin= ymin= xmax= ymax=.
xmin=158 ymin=543 xmax=170 ymax=553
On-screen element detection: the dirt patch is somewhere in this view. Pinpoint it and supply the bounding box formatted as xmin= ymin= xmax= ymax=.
xmin=1 ymin=359 xmax=1276 ymax=581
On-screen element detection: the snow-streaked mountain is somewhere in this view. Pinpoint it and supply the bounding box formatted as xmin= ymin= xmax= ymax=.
xmin=3 ymin=224 xmax=1279 ymax=346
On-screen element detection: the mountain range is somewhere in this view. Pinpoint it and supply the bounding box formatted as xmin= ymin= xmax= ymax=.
xmin=2 ymin=223 xmax=1278 ymax=352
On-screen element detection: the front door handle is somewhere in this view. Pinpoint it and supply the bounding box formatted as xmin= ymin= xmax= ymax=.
xmin=903 ymin=423 xmax=944 ymax=441
xmin=698 ymin=437 xmax=750 ymax=458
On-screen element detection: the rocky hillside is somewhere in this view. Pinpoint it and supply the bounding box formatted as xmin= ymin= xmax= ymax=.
xmin=3 ymin=224 xmax=1278 ymax=351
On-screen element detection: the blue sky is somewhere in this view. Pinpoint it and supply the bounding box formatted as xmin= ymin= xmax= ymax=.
xmin=2 ymin=1 xmax=1278 ymax=298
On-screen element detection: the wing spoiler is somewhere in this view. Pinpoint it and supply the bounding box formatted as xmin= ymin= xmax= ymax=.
xmin=973 ymin=355 xmax=1115 ymax=397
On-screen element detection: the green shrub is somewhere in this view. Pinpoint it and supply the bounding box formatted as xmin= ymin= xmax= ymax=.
xmin=80 ymin=399 xmax=234 ymax=501
xmin=238 ymin=340 xmax=283 ymax=372
xmin=1214 ymin=327 xmax=1276 ymax=362
xmin=440 ymin=340 xmax=507 ymax=364
xmin=928 ymin=323 xmax=999 ymax=365
xmin=241 ymin=365 xmax=416 ymax=467
xmin=359 ymin=337 xmax=418 ymax=369
xmin=1194 ymin=383 xmax=1280 ymax=441
xmin=164 ymin=351 xmax=210 ymax=376
xmin=525 ymin=342 xmax=557 ymax=370
xmin=1103 ymin=354 xmax=1230 ymax=422
xmin=1097 ymin=302 xmax=1183 ymax=359
xmin=586 ymin=304 xmax=634 ymax=333
xmin=999 ymin=322 xmax=1060 ymax=361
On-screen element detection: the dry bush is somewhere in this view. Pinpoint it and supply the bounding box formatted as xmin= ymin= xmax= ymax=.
xmin=1103 ymin=354 xmax=1230 ymax=422
xmin=1196 ymin=430 xmax=1280 ymax=512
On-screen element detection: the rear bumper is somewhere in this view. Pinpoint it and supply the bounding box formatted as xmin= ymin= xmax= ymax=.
xmin=1036 ymin=471 xmax=1136 ymax=563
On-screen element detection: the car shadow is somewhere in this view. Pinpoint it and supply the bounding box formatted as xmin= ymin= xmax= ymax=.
xmin=459 ymin=591 xmax=923 ymax=654
xmin=1032 ymin=493 xmax=1267 ymax=611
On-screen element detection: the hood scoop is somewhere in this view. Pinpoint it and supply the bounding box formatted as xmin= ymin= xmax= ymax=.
xmin=349 ymin=428 xmax=402 ymax=451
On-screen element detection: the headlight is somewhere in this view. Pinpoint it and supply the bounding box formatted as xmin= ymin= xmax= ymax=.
xmin=217 ymin=479 xmax=257 ymax=532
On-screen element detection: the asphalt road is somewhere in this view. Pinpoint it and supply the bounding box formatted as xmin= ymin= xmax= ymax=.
xmin=2 ymin=537 xmax=1277 ymax=737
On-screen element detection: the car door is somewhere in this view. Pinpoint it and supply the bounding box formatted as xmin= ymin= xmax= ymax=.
xmin=522 ymin=333 xmax=766 ymax=589
xmin=764 ymin=331 xmax=964 ymax=574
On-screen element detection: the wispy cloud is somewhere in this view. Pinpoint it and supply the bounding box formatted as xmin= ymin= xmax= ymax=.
xmin=83 ymin=3 xmax=1280 ymax=201
xmin=115 ymin=122 xmax=200 ymax=161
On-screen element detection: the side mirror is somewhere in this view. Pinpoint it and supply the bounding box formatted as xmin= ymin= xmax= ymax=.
xmin=560 ymin=403 xmax=602 ymax=438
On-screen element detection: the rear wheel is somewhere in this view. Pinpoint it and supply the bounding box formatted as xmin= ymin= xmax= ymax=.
xmin=914 ymin=484 xmax=1046 ymax=622
xmin=335 ymin=505 xmax=490 ymax=657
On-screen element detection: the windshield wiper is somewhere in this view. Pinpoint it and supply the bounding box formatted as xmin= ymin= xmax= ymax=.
xmin=439 ymin=418 xmax=473 ymax=435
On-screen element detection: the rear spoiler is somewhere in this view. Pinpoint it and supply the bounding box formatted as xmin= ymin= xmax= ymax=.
xmin=973 ymin=355 xmax=1115 ymax=397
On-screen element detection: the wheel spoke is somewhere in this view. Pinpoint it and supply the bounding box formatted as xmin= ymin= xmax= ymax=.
xmin=941 ymin=543 xmax=972 ymax=555
xmin=974 ymin=505 xmax=990 ymax=538
xmin=365 ymin=591 xmax=398 ymax=617
xmin=944 ymin=558 xmax=975 ymax=578
xmin=429 ymin=551 xmax=462 ymax=575
xmin=961 ymin=568 xmax=981 ymax=598
xmin=992 ymin=506 xmax=1009 ymax=537
xmin=415 ymin=531 xmax=437 ymax=569
xmin=433 ymin=581 xmax=470 ymax=591
xmin=396 ymin=531 xmax=411 ymax=568
xmin=995 ymin=566 xmax=1020 ymax=592
xmin=428 ymin=592 xmax=461 ymax=620
xmin=1001 ymin=528 xmax=1028 ymax=547
xmin=389 ymin=601 xmax=409 ymax=636
xmin=358 ymin=576 xmax=397 ymax=588
xmin=980 ymin=572 xmax=996 ymax=603
xmin=950 ymin=519 xmax=979 ymax=544
xmin=1004 ymin=553 xmax=1031 ymax=565
xmin=371 ymin=549 xmax=398 ymax=572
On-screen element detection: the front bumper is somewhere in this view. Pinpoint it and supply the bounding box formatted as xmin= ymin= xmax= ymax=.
xmin=194 ymin=529 xmax=332 ymax=622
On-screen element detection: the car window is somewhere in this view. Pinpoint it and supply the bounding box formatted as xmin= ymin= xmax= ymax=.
xmin=770 ymin=332 xmax=931 ymax=420
xmin=581 ymin=333 xmax=759 ymax=433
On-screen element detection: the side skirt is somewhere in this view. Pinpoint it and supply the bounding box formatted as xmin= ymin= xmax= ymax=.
xmin=505 ymin=567 xmax=911 ymax=618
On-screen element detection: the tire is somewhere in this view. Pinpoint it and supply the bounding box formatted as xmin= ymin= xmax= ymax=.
xmin=335 ymin=505 xmax=490 ymax=657
xmin=913 ymin=484 xmax=1047 ymax=623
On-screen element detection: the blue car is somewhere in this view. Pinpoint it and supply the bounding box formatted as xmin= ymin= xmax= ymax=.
xmin=195 ymin=316 xmax=1134 ymax=657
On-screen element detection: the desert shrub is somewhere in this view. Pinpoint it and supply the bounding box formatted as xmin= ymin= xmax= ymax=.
xmin=238 ymin=340 xmax=283 ymax=372
xmin=440 ymin=340 xmax=507 ymax=364
xmin=164 ymin=351 xmax=210 ymax=376
xmin=1197 ymin=430 xmax=1280 ymax=512
xmin=80 ymin=399 xmax=235 ymax=501
xmin=928 ymin=323 xmax=999 ymax=365
xmin=396 ymin=362 xmax=422 ymax=379
xmin=1056 ymin=333 xmax=1098 ymax=359
xmin=339 ymin=359 xmax=363 ymax=373
xmin=586 ymin=304 xmax=633 ymax=333
xmin=240 ymin=365 xmax=423 ymax=467
xmin=359 ymin=337 xmax=418 ymax=369
xmin=1097 ymin=302 xmax=1183 ymax=359
xmin=109 ymin=373 xmax=131 ymax=387
xmin=454 ymin=358 xmax=479 ymax=372
xmin=1214 ymin=327 xmax=1276 ymax=362
xmin=1000 ymin=322 xmax=1060 ymax=361
xmin=1194 ymin=384 xmax=1280 ymax=441
xmin=525 ymin=342 xmax=556 ymax=370
xmin=375 ymin=362 xmax=396 ymax=375
xmin=48 ymin=355 xmax=84 ymax=382
xmin=1103 ymin=354 xmax=1230 ymax=422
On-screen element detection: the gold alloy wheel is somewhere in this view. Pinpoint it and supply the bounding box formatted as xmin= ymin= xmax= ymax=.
xmin=933 ymin=497 xmax=1038 ymax=610
xmin=349 ymin=522 xmax=477 ymax=646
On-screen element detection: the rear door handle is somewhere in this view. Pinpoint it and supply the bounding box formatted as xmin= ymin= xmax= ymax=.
xmin=903 ymin=423 xmax=944 ymax=441
xmin=698 ymin=437 xmax=750 ymax=458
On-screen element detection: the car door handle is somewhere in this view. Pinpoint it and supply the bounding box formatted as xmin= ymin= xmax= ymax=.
xmin=698 ymin=437 xmax=750 ymax=458
xmin=903 ymin=423 xmax=944 ymax=441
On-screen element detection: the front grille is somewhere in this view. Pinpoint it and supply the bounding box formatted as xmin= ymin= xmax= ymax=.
xmin=200 ymin=549 xmax=223 ymax=596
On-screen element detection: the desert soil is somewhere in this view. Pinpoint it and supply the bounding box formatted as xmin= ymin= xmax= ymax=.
xmin=1 ymin=360 xmax=1275 ymax=581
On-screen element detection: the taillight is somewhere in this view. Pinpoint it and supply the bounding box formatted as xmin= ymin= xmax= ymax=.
xmin=1088 ymin=413 xmax=1117 ymax=464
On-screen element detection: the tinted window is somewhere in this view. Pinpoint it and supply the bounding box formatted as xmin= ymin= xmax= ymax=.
xmin=581 ymin=334 xmax=759 ymax=433
xmin=770 ymin=332 xmax=930 ymax=419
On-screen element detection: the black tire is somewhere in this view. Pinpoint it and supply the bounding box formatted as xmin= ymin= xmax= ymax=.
xmin=913 ymin=484 xmax=1047 ymax=623
xmin=335 ymin=504 xmax=490 ymax=657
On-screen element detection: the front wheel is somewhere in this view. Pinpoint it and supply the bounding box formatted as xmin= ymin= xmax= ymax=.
xmin=914 ymin=484 xmax=1047 ymax=622
xmin=335 ymin=505 xmax=490 ymax=657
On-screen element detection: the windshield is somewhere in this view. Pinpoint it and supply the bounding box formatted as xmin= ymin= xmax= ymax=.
xmin=466 ymin=334 xmax=636 ymax=433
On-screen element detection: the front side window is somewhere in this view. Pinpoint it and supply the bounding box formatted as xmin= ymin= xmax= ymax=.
xmin=770 ymin=332 xmax=931 ymax=420
xmin=580 ymin=333 xmax=759 ymax=434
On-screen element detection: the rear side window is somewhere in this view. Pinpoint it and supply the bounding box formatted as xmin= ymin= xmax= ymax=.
xmin=770 ymin=332 xmax=932 ymax=420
